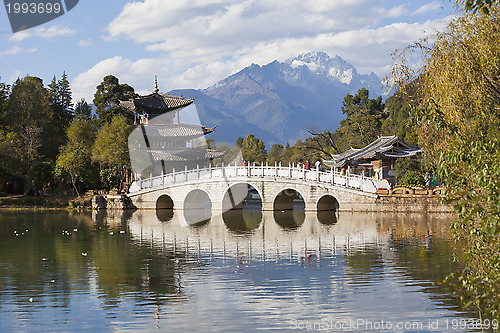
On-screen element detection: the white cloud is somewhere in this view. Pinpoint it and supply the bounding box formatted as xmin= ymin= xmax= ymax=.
xmin=72 ymin=56 xmax=167 ymax=102
xmin=0 ymin=46 xmax=22 ymax=56
xmin=9 ymin=70 xmax=26 ymax=83
xmin=0 ymin=46 xmax=38 ymax=56
xmin=9 ymin=25 xmax=76 ymax=41
xmin=414 ymin=1 xmax=443 ymax=15
xmin=78 ymin=39 xmax=94 ymax=47
xmin=105 ymin=0 xmax=388 ymax=46
xmin=70 ymin=0 xmax=454 ymax=102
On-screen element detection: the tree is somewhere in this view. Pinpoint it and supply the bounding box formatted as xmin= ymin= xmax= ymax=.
xmin=336 ymin=88 xmax=385 ymax=151
xmin=0 ymin=81 xmax=9 ymax=127
xmin=92 ymin=114 xmax=133 ymax=190
xmin=56 ymin=118 xmax=98 ymax=195
xmin=7 ymin=76 xmax=53 ymax=194
xmin=392 ymin=4 xmax=500 ymax=318
xmin=380 ymin=80 xmax=420 ymax=145
xmin=460 ymin=0 xmax=500 ymax=13
xmin=305 ymin=130 xmax=339 ymax=160
xmin=0 ymin=130 xmax=22 ymax=192
xmin=267 ymin=144 xmax=285 ymax=165
xmin=74 ymin=98 xmax=93 ymax=120
xmin=93 ymin=75 xmax=136 ymax=124
xmin=47 ymin=72 xmax=74 ymax=160
xmin=240 ymin=133 xmax=267 ymax=164
xmin=394 ymin=157 xmax=423 ymax=185
xmin=48 ymin=72 xmax=73 ymax=113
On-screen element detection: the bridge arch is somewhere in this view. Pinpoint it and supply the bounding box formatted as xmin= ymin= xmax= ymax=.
xmin=183 ymin=189 xmax=212 ymax=225
xmin=273 ymin=188 xmax=305 ymax=211
xmin=156 ymin=194 xmax=174 ymax=210
xmin=317 ymin=195 xmax=340 ymax=211
xmin=222 ymin=183 xmax=263 ymax=211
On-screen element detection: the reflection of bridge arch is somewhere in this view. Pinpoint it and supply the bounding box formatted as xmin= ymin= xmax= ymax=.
xmin=222 ymin=209 xmax=262 ymax=234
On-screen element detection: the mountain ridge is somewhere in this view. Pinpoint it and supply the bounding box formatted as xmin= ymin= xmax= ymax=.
xmin=170 ymin=51 xmax=386 ymax=146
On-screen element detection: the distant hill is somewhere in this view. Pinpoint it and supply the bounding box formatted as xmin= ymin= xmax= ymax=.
xmin=171 ymin=51 xmax=386 ymax=146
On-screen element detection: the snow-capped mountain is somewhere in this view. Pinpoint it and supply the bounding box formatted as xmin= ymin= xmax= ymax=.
xmin=172 ymin=52 xmax=386 ymax=146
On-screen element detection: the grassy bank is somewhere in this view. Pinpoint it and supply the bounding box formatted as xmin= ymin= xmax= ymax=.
xmin=0 ymin=194 xmax=91 ymax=210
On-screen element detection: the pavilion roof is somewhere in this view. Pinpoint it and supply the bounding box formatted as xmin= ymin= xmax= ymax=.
xmin=148 ymin=148 xmax=225 ymax=162
xmin=324 ymin=135 xmax=423 ymax=168
xmin=120 ymin=92 xmax=195 ymax=113
xmin=155 ymin=124 xmax=215 ymax=138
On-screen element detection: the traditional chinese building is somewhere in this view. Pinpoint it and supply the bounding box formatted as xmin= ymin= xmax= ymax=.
xmin=124 ymin=78 xmax=224 ymax=178
xmin=323 ymin=135 xmax=422 ymax=184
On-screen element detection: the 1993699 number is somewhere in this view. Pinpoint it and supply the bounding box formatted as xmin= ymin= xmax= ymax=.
xmin=6 ymin=2 xmax=62 ymax=14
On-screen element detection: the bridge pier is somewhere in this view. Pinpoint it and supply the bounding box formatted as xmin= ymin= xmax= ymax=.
xmin=262 ymin=202 xmax=274 ymax=211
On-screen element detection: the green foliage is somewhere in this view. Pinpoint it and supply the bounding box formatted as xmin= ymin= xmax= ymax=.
xmin=7 ymin=76 xmax=54 ymax=194
xmin=92 ymin=114 xmax=133 ymax=190
xmin=74 ymin=98 xmax=93 ymax=120
xmin=439 ymin=139 xmax=500 ymax=318
xmin=0 ymin=130 xmax=22 ymax=184
xmin=459 ymin=0 xmax=500 ymax=14
xmin=267 ymin=144 xmax=285 ymax=165
xmin=381 ymin=83 xmax=420 ymax=145
xmin=99 ymin=168 xmax=120 ymax=191
xmin=0 ymin=74 xmax=140 ymax=195
xmin=399 ymin=171 xmax=425 ymax=186
xmin=392 ymin=5 xmax=500 ymax=319
xmin=336 ymin=88 xmax=386 ymax=151
xmin=93 ymin=75 xmax=136 ymax=124
xmin=0 ymin=81 xmax=10 ymax=127
xmin=240 ymin=133 xmax=267 ymax=164
xmin=56 ymin=119 xmax=98 ymax=195
xmin=27 ymin=160 xmax=54 ymax=194
xmin=48 ymin=72 xmax=73 ymax=113
xmin=304 ymin=130 xmax=339 ymax=160
xmin=395 ymin=157 xmax=423 ymax=184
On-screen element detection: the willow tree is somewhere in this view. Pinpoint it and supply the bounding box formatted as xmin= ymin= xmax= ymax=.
xmin=392 ymin=5 xmax=500 ymax=318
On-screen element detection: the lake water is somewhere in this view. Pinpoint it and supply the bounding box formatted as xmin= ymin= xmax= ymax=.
xmin=0 ymin=209 xmax=486 ymax=332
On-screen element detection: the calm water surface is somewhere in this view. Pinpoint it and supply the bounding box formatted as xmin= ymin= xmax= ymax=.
xmin=0 ymin=209 xmax=482 ymax=332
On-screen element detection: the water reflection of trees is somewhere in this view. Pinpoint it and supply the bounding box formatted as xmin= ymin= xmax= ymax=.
xmin=0 ymin=210 xmax=466 ymax=321
xmin=0 ymin=211 xmax=192 ymax=314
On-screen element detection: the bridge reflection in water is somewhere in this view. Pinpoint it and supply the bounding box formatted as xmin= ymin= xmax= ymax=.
xmin=93 ymin=208 xmax=453 ymax=263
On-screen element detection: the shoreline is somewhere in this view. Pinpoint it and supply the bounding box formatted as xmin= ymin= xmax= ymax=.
xmin=0 ymin=194 xmax=90 ymax=210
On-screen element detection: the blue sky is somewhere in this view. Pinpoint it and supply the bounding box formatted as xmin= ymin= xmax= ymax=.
xmin=0 ymin=0 xmax=456 ymax=103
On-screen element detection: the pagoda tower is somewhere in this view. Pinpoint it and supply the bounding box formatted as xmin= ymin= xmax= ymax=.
xmin=124 ymin=77 xmax=224 ymax=179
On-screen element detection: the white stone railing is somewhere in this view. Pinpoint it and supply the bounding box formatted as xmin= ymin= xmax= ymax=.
xmin=130 ymin=162 xmax=390 ymax=194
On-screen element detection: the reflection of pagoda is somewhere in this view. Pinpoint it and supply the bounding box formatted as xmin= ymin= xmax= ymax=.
xmin=123 ymin=77 xmax=224 ymax=178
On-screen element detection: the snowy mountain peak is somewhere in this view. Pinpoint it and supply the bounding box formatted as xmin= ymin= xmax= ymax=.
xmin=285 ymin=51 xmax=357 ymax=84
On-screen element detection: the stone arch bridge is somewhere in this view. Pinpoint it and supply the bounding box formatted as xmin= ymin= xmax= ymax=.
xmin=128 ymin=164 xmax=389 ymax=212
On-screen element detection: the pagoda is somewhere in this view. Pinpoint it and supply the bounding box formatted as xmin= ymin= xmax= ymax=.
xmin=124 ymin=77 xmax=224 ymax=179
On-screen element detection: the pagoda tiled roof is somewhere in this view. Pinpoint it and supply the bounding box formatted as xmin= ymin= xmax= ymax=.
xmin=155 ymin=124 xmax=215 ymax=137
xmin=324 ymin=135 xmax=423 ymax=168
xmin=120 ymin=92 xmax=194 ymax=112
xmin=148 ymin=148 xmax=225 ymax=162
